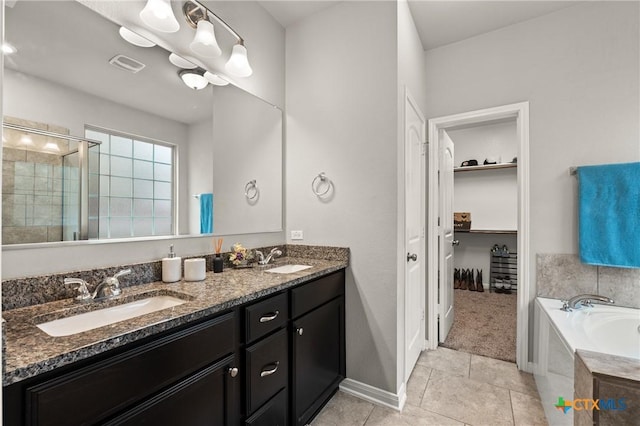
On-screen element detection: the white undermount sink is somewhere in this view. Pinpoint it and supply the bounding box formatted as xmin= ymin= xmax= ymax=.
xmin=265 ymin=264 xmax=312 ymax=274
xmin=36 ymin=296 xmax=186 ymax=337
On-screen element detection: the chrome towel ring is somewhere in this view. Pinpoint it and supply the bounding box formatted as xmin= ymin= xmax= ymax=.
xmin=244 ymin=179 xmax=259 ymax=200
xmin=312 ymin=172 xmax=332 ymax=197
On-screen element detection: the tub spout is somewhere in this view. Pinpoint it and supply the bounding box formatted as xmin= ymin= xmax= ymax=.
xmin=561 ymin=294 xmax=615 ymax=311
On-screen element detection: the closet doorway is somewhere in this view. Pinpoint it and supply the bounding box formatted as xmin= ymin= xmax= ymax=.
xmin=426 ymin=102 xmax=531 ymax=371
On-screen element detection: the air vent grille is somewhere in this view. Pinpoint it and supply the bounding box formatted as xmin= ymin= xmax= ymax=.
xmin=108 ymin=54 xmax=146 ymax=73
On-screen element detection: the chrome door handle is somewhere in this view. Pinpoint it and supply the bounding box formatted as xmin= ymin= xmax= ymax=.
xmin=407 ymin=253 xmax=417 ymax=262
xmin=452 ymin=240 xmax=460 ymax=246
xmin=296 ymin=327 xmax=304 ymax=336
xmin=228 ymin=367 xmax=239 ymax=378
xmin=259 ymin=311 xmax=279 ymax=323
xmin=260 ymin=361 xmax=280 ymax=377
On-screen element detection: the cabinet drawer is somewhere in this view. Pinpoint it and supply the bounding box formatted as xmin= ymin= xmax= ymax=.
xmin=26 ymin=313 xmax=235 ymax=426
xmin=245 ymin=388 xmax=287 ymax=426
xmin=291 ymin=270 xmax=345 ymax=318
xmin=245 ymin=329 xmax=288 ymax=414
xmin=245 ymin=292 xmax=288 ymax=343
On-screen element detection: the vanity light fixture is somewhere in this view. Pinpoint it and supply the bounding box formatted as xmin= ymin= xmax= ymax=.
xmin=169 ymin=53 xmax=197 ymax=69
xmin=2 ymin=42 xmax=17 ymax=55
xmin=119 ymin=26 xmax=156 ymax=48
xmin=183 ymin=0 xmax=253 ymax=78
xmin=19 ymin=134 xmax=33 ymax=146
xmin=204 ymin=71 xmax=229 ymax=86
xmin=179 ymin=69 xmax=208 ymax=90
xmin=139 ymin=0 xmax=180 ymax=33
xmin=225 ymin=41 xmax=252 ymax=78
xmin=43 ymin=141 xmax=61 ymax=152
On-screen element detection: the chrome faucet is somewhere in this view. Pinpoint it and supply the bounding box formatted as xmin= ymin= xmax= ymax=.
xmin=561 ymin=294 xmax=615 ymax=312
xmin=64 ymin=278 xmax=93 ymax=302
xmin=93 ymin=269 xmax=131 ymax=301
xmin=255 ymin=248 xmax=283 ymax=265
xmin=66 ymin=269 xmax=131 ymax=303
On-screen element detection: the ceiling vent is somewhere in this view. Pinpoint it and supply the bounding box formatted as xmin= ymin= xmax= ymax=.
xmin=108 ymin=54 xmax=146 ymax=73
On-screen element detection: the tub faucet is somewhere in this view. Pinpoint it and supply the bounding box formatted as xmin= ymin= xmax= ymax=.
xmin=93 ymin=269 xmax=131 ymax=301
xmin=255 ymin=248 xmax=283 ymax=265
xmin=561 ymin=294 xmax=615 ymax=312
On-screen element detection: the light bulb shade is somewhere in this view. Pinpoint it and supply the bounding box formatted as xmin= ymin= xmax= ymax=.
xmin=204 ymin=71 xmax=229 ymax=86
xmin=43 ymin=142 xmax=60 ymax=152
xmin=190 ymin=20 xmax=222 ymax=58
xmin=180 ymin=70 xmax=208 ymax=90
xmin=225 ymin=43 xmax=253 ymax=77
xmin=119 ymin=26 xmax=156 ymax=47
xmin=139 ymin=0 xmax=180 ymax=33
xmin=169 ymin=53 xmax=197 ymax=69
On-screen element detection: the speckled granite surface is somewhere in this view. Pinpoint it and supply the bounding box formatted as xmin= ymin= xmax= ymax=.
xmin=1 ymin=244 xmax=347 ymax=311
xmin=2 ymin=253 xmax=348 ymax=386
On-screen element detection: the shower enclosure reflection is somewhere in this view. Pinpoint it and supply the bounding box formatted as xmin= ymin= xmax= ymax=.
xmin=2 ymin=118 xmax=100 ymax=244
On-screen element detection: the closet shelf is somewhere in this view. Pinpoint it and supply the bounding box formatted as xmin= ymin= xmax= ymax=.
xmin=454 ymin=163 xmax=517 ymax=173
xmin=455 ymin=229 xmax=518 ymax=235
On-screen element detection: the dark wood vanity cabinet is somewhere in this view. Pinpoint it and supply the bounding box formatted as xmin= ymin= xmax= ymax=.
xmin=291 ymin=271 xmax=345 ymax=426
xmin=5 ymin=312 xmax=241 ymax=426
xmin=4 ymin=269 xmax=345 ymax=426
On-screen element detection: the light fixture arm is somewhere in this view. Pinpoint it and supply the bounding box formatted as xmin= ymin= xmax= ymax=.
xmin=183 ymin=0 xmax=244 ymax=44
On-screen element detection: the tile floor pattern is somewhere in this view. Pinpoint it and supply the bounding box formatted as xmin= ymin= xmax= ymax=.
xmin=311 ymin=347 xmax=548 ymax=426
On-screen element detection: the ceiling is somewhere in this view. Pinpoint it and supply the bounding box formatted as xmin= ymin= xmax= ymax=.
xmin=259 ymin=0 xmax=579 ymax=50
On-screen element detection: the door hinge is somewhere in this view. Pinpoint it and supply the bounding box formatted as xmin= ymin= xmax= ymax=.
xmin=421 ymin=309 xmax=425 ymax=321
xmin=422 ymin=142 xmax=427 ymax=155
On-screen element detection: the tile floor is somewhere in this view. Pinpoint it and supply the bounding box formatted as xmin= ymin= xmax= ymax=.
xmin=311 ymin=347 xmax=548 ymax=426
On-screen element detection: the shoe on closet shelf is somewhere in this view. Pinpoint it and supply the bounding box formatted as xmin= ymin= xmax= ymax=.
xmin=501 ymin=245 xmax=510 ymax=257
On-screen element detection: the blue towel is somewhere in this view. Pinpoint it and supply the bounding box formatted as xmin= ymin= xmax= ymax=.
xmin=199 ymin=193 xmax=213 ymax=234
xmin=578 ymin=162 xmax=640 ymax=268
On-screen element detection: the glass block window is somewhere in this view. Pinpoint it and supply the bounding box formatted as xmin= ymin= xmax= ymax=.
xmin=85 ymin=127 xmax=175 ymax=239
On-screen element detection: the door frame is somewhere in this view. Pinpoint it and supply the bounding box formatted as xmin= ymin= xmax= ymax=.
xmin=426 ymin=102 xmax=530 ymax=371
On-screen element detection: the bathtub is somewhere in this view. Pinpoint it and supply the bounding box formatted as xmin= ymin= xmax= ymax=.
xmin=536 ymin=297 xmax=640 ymax=360
xmin=533 ymin=297 xmax=640 ymax=425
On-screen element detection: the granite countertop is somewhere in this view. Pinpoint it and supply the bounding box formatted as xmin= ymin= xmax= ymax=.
xmin=2 ymin=256 xmax=347 ymax=386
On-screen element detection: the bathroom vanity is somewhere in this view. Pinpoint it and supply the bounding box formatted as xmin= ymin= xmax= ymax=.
xmin=2 ymin=256 xmax=346 ymax=425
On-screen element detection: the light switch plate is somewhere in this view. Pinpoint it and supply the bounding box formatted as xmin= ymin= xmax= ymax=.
xmin=291 ymin=230 xmax=304 ymax=240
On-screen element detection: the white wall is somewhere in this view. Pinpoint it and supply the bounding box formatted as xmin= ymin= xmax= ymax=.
xmin=211 ymin=85 xmax=283 ymax=235
xmin=286 ymin=1 xmax=399 ymax=392
xmin=187 ymin=117 xmax=214 ymax=235
xmin=424 ymin=1 xmax=640 ymax=320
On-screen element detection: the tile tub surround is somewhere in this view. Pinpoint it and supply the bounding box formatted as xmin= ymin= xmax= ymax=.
xmin=537 ymin=254 xmax=640 ymax=308
xmin=1 ymin=255 xmax=348 ymax=386
xmin=1 ymin=244 xmax=350 ymax=310
xmin=574 ymin=350 xmax=640 ymax=425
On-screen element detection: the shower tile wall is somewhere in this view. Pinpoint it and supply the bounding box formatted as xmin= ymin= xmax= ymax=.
xmin=2 ymin=117 xmax=71 ymax=244
xmin=537 ymin=254 xmax=640 ymax=308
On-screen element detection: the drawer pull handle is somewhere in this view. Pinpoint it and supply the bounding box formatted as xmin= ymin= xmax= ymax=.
xmin=228 ymin=367 xmax=239 ymax=378
xmin=259 ymin=311 xmax=280 ymax=323
xmin=260 ymin=361 xmax=280 ymax=377
xmin=297 ymin=327 xmax=304 ymax=336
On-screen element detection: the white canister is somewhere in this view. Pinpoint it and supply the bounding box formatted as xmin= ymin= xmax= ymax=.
xmin=184 ymin=258 xmax=206 ymax=282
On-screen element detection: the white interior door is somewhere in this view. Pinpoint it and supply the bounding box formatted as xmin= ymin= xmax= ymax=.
xmin=404 ymin=92 xmax=425 ymax=381
xmin=438 ymin=130 xmax=455 ymax=343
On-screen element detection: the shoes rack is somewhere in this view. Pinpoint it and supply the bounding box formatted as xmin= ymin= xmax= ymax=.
xmin=489 ymin=248 xmax=517 ymax=293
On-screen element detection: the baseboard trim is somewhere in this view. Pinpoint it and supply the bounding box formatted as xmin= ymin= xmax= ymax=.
xmin=339 ymin=378 xmax=406 ymax=411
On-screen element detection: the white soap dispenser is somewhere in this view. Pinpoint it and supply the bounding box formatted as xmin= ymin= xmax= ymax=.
xmin=162 ymin=244 xmax=182 ymax=283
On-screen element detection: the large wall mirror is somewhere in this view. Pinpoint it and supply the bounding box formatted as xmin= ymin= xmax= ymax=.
xmin=2 ymin=0 xmax=283 ymax=246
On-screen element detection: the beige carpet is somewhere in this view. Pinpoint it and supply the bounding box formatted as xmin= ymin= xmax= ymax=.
xmin=441 ymin=289 xmax=517 ymax=363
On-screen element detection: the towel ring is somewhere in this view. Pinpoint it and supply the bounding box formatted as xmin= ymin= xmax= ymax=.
xmin=244 ymin=180 xmax=258 ymax=200
xmin=311 ymin=172 xmax=332 ymax=197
